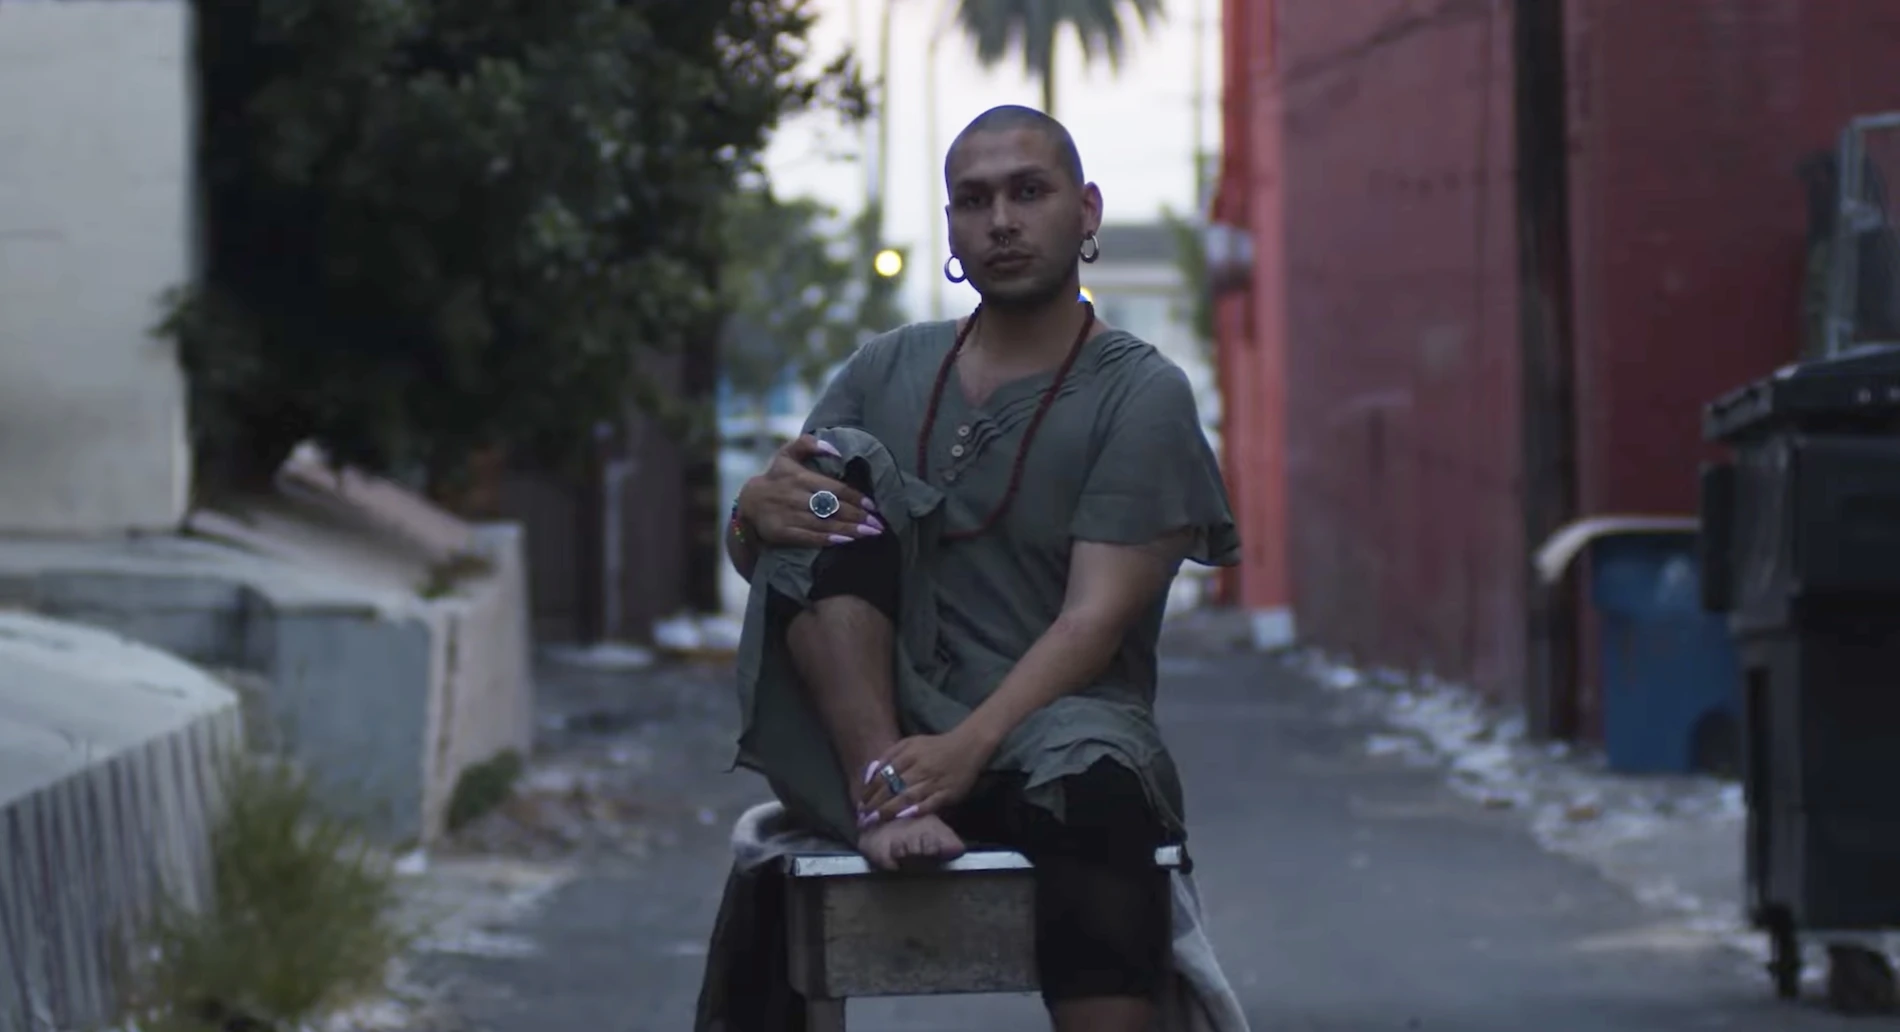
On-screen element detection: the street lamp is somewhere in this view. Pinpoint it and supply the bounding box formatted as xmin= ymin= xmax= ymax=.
xmin=874 ymin=248 xmax=905 ymax=278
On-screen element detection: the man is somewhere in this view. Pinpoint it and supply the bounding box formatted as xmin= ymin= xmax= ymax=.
xmin=722 ymin=105 xmax=1239 ymax=1032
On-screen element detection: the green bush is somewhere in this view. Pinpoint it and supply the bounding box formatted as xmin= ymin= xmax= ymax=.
xmin=445 ymin=748 xmax=526 ymax=833
xmin=168 ymin=0 xmax=865 ymax=492
xmin=127 ymin=758 xmax=404 ymax=1032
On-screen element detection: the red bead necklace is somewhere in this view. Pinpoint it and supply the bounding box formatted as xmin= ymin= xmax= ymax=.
xmin=915 ymin=301 xmax=1096 ymax=542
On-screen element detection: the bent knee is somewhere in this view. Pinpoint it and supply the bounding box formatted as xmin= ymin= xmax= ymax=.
xmin=1047 ymin=758 xmax=1170 ymax=858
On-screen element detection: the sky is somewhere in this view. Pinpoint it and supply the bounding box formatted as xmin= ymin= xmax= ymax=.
xmin=761 ymin=0 xmax=1222 ymax=322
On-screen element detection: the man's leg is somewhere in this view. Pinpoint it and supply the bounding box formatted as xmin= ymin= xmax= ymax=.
xmin=774 ymin=466 xmax=963 ymax=869
xmin=1005 ymin=759 xmax=1172 ymax=1032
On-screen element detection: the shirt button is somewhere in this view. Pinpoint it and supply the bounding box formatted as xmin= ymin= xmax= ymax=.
xmin=950 ymin=444 xmax=966 ymax=458
xmin=944 ymin=470 xmax=959 ymax=483
xmin=956 ymin=424 xmax=972 ymax=438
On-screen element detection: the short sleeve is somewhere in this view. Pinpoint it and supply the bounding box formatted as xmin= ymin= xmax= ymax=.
xmin=1070 ymin=364 xmax=1241 ymax=567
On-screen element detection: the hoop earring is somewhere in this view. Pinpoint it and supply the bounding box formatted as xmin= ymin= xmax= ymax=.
xmin=944 ymin=256 xmax=968 ymax=284
xmin=1080 ymin=232 xmax=1101 ymax=264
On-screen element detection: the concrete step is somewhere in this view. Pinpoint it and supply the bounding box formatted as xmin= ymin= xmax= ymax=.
xmin=0 ymin=611 xmax=242 ymax=1032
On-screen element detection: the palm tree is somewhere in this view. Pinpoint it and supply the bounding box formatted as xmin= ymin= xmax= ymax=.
xmin=953 ymin=0 xmax=1165 ymax=117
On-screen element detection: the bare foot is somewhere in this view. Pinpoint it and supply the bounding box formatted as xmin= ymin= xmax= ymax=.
xmin=858 ymin=814 xmax=966 ymax=871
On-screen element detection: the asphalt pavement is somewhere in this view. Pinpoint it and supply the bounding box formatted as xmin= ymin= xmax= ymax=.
xmin=415 ymin=627 xmax=1871 ymax=1031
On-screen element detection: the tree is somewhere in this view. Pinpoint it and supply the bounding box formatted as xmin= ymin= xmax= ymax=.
xmin=952 ymin=0 xmax=1164 ymax=116
xmin=719 ymin=188 xmax=906 ymax=408
xmin=166 ymin=0 xmax=865 ymax=498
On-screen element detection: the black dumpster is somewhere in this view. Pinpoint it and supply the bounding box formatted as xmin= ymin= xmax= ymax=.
xmin=1702 ymin=344 xmax=1900 ymax=1011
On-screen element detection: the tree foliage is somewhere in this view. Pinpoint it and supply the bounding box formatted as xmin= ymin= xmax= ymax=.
xmin=953 ymin=0 xmax=1164 ymax=115
xmin=718 ymin=189 xmax=907 ymax=406
xmin=167 ymin=0 xmax=865 ymax=490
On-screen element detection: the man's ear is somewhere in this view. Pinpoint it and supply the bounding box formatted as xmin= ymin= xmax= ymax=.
xmin=1081 ymin=182 xmax=1105 ymax=234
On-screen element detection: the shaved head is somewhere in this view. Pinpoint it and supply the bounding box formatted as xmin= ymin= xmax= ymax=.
xmin=940 ymin=104 xmax=1102 ymax=311
xmin=945 ymin=105 xmax=1085 ymax=188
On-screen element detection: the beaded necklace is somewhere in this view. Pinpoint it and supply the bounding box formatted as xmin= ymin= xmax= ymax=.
xmin=915 ymin=301 xmax=1095 ymax=541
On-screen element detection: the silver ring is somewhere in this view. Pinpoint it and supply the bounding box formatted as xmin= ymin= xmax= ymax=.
xmin=809 ymin=489 xmax=841 ymax=520
xmin=880 ymin=763 xmax=906 ymax=797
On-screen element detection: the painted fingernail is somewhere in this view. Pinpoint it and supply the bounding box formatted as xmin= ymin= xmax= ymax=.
xmin=896 ymin=805 xmax=919 ymax=820
xmin=864 ymin=761 xmax=880 ymax=785
xmin=860 ymin=811 xmax=880 ymax=828
xmin=862 ymin=497 xmax=878 ymax=512
xmin=866 ymin=515 xmax=886 ymax=532
xmin=857 ymin=524 xmax=882 ymax=537
xmin=816 ymin=440 xmax=842 ymax=457
xmin=828 ymin=534 xmax=853 ymax=545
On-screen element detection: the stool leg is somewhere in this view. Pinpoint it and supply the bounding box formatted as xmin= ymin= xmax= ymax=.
xmin=805 ymin=997 xmax=846 ymax=1031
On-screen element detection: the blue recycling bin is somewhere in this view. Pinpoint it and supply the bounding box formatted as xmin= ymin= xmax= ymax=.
xmin=1589 ymin=532 xmax=1742 ymax=774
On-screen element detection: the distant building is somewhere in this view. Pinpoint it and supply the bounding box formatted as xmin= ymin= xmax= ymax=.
xmin=0 ymin=1 xmax=194 ymax=535
xmin=1085 ymin=222 xmax=1222 ymax=457
xmin=1085 ymin=221 xmax=1223 ymax=616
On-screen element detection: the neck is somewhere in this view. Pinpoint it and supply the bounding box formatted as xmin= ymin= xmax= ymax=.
xmin=973 ymin=282 xmax=1088 ymax=358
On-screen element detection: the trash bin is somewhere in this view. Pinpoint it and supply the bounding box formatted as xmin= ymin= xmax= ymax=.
xmin=1703 ymin=342 xmax=1900 ymax=1007
xmin=1589 ymin=531 xmax=1741 ymax=776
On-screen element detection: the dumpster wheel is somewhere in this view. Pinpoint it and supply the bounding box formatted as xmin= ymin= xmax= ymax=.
xmin=1825 ymin=943 xmax=1897 ymax=1015
xmin=1764 ymin=907 xmax=1801 ymax=1000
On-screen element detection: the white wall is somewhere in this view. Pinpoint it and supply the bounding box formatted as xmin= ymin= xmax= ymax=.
xmin=0 ymin=0 xmax=194 ymax=534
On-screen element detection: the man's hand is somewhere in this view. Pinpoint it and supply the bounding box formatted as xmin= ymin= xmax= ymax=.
xmin=737 ymin=435 xmax=884 ymax=549
xmin=858 ymin=729 xmax=989 ymax=824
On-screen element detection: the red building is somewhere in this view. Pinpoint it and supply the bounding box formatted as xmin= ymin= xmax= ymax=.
xmin=1213 ymin=0 xmax=1900 ymax=736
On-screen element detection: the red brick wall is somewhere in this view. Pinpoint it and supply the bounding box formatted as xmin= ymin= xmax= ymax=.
xmin=1566 ymin=1 xmax=1900 ymax=518
xmin=1560 ymin=0 xmax=1900 ymax=739
xmin=1245 ymin=0 xmax=1900 ymax=717
xmin=1271 ymin=0 xmax=1526 ymax=701
xmin=1212 ymin=0 xmax=1294 ymax=619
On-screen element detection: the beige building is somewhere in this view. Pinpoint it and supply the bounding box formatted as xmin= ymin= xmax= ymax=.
xmin=0 ymin=0 xmax=196 ymax=534
xmin=1084 ymin=221 xmax=1223 ymax=614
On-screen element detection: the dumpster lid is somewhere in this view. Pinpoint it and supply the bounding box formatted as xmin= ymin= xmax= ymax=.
xmin=1533 ymin=515 xmax=1698 ymax=587
xmin=1705 ymin=344 xmax=1900 ymax=444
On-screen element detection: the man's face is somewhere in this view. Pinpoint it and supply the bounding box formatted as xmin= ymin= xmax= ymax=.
xmin=944 ymin=128 xmax=1103 ymax=309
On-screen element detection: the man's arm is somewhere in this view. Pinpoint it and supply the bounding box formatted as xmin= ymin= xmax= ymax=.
xmin=956 ymin=531 xmax=1193 ymax=758
xmin=727 ymin=436 xmax=866 ymax=584
xmin=728 ymin=344 xmax=873 ymax=582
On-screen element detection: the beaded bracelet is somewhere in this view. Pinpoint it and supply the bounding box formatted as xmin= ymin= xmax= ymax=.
xmin=727 ymin=502 xmax=748 ymax=545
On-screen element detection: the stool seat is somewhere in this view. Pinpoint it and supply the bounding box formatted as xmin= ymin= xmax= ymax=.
xmin=781 ymin=844 xmax=1187 ymax=1030
xmin=783 ymin=843 xmax=1186 ymax=878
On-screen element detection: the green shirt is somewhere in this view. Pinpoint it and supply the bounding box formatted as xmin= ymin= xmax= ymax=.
xmin=732 ymin=319 xmax=1240 ymax=843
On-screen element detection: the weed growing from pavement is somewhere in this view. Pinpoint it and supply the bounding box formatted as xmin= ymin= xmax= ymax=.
xmin=125 ymin=757 xmax=406 ymax=1032
xmin=446 ymin=749 xmax=525 ymax=833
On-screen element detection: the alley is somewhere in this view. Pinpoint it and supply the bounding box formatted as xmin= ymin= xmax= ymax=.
xmin=417 ymin=632 xmax=1864 ymax=1032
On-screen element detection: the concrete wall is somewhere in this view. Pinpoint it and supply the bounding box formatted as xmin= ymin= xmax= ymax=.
xmin=0 ymin=0 xmax=194 ymax=534
xmin=0 ymin=520 xmax=534 ymax=846
xmin=0 ymin=612 xmax=243 ymax=1032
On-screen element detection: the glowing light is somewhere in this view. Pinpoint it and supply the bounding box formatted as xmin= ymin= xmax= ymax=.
xmin=874 ymin=249 xmax=905 ymax=278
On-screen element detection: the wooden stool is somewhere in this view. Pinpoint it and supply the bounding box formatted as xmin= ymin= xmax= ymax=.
xmin=782 ymin=844 xmax=1186 ymax=1030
